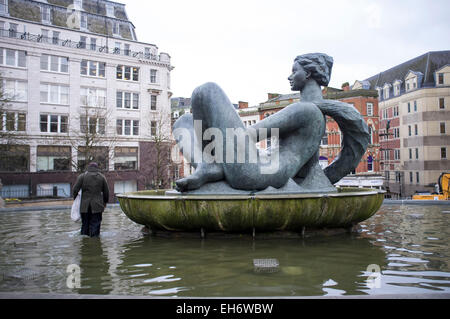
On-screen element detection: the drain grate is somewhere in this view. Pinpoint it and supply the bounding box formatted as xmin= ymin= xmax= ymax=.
xmin=253 ymin=258 xmax=280 ymax=273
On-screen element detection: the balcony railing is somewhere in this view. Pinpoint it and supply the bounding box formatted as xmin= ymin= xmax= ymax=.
xmin=0 ymin=28 xmax=163 ymax=62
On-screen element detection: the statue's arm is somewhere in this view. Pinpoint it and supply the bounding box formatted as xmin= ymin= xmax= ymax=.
xmin=250 ymin=102 xmax=315 ymax=142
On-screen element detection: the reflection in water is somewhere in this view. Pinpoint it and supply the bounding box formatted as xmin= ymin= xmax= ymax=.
xmin=0 ymin=204 xmax=449 ymax=296
xmin=77 ymin=237 xmax=112 ymax=295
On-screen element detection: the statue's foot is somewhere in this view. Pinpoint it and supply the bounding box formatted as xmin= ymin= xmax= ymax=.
xmin=175 ymin=163 xmax=224 ymax=192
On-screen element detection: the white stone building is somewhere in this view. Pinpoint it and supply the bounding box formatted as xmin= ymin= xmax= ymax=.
xmin=0 ymin=0 xmax=174 ymax=199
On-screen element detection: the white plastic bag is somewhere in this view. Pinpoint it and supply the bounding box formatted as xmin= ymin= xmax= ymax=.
xmin=71 ymin=190 xmax=81 ymax=222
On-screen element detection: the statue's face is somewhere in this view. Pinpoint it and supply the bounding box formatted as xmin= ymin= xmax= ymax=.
xmin=288 ymin=62 xmax=310 ymax=91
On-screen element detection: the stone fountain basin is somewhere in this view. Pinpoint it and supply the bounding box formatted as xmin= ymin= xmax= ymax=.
xmin=117 ymin=187 xmax=385 ymax=233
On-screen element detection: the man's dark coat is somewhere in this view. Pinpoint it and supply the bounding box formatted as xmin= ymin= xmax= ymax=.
xmin=73 ymin=166 xmax=109 ymax=213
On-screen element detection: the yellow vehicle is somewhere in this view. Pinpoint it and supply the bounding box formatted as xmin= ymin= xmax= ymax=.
xmin=412 ymin=173 xmax=449 ymax=200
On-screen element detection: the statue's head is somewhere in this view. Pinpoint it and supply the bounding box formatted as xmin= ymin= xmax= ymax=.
xmin=289 ymin=53 xmax=334 ymax=91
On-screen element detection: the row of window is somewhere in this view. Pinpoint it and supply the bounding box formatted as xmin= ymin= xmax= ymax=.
xmin=0 ymin=112 xmax=156 ymax=137
xmin=407 ymin=122 xmax=446 ymax=137
xmin=381 ymin=98 xmax=446 ymax=120
xmin=1 ymin=79 xmax=159 ymax=110
xmin=1 ymin=48 xmax=164 ymax=84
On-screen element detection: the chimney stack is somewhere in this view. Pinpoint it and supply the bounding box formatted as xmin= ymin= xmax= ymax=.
xmin=238 ymin=101 xmax=248 ymax=109
xmin=268 ymin=93 xmax=280 ymax=100
xmin=341 ymin=82 xmax=350 ymax=91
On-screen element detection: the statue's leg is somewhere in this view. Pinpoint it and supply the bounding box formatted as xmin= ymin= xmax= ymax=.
xmin=173 ymin=82 xmax=245 ymax=191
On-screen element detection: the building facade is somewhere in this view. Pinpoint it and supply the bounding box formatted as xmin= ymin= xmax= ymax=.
xmin=235 ymin=89 xmax=383 ymax=188
xmin=356 ymin=51 xmax=450 ymax=198
xmin=0 ymin=0 xmax=173 ymax=201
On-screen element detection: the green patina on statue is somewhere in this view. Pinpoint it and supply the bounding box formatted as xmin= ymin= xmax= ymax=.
xmin=118 ymin=54 xmax=384 ymax=235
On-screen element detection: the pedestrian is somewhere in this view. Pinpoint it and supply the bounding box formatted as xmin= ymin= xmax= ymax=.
xmin=73 ymin=162 xmax=110 ymax=237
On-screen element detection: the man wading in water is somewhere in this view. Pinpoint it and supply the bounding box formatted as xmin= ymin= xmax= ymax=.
xmin=73 ymin=162 xmax=110 ymax=237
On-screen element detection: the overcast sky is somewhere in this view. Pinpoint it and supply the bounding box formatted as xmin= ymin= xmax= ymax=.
xmin=123 ymin=0 xmax=450 ymax=106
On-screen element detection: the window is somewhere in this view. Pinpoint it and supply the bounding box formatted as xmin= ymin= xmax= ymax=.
xmin=406 ymin=83 xmax=410 ymax=91
xmin=80 ymin=13 xmax=87 ymax=30
xmin=116 ymin=91 xmax=139 ymax=109
xmin=80 ymin=87 xmax=106 ymax=107
xmin=145 ymin=47 xmax=151 ymax=59
xmin=78 ymin=36 xmax=86 ymax=49
xmin=407 ymin=102 xmax=411 ymax=113
xmin=395 ymin=172 xmax=401 ymax=183
xmin=0 ymin=0 xmax=8 ymax=14
xmin=106 ymin=3 xmax=114 ymax=17
xmin=90 ymin=38 xmax=96 ymax=51
xmin=394 ymin=128 xmax=400 ymax=138
xmin=150 ymin=69 xmax=158 ymax=83
xmin=320 ymin=134 xmax=328 ymax=146
xmin=394 ymin=84 xmax=400 ymax=96
xmin=416 ymin=172 xmax=420 ymax=184
xmin=409 ymin=171 xmax=413 ymax=183
xmin=40 ymin=114 xmax=68 ymax=133
xmin=9 ymin=23 xmax=17 ymax=38
xmin=394 ymin=149 xmax=400 ymax=160
xmin=439 ymin=98 xmax=445 ymax=109
xmin=74 ymin=0 xmax=83 ymax=10
xmin=81 ymin=60 xmax=106 ymax=77
xmin=438 ymin=73 xmax=444 ymax=85
xmin=0 ymin=145 xmax=29 ymax=172
xmin=442 ymin=147 xmax=447 ymax=159
xmin=415 ymin=148 xmax=419 ymax=160
xmin=440 ymin=122 xmax=446 ymax=134
xmin=0 ymin=48 xmax=26 ymax=67
xmin=383 ymin=87 xmax=389 ymax=99
xmin=1 ymin=112 xmax=26 ymax=131
xmin=40 ymin=84 xmax=69 ymax=104
xmin=113 ymin=22 xmax=119 ymax=36
xmin=124 ymin=44 xmax=130 ymax=56
xmin=80 ymin=116 xmax=105 ymax=135
xmin=114 ymin=147 xmax=138 ymax=170
xmin=36 ymin=146 xmax=71 ymax=172
xmin=408 ymin=125 xmax=411 ymax=136
xmin=40 ymin=54 xmax=69 ymax=73
xmin=366 ymin=102 xmax=373 ymax=116
xmin=52 ymin=31 xmax=60 ymax=45
xmin=116 ymin=119 xmax=139 ymax=136
xmin=114 ymin=42 xmax=121 ymax=54
xmin=414 ymin=101 xmax=417 ymax=112
xmin=367 ymin=155 xmax=373 ymax=172
xmin=116 ymin=65 xmax=139 ymax=81
xmin=77 ymin=146 xmax=108 ymax=171
xmin=393 ymin=106 xmax=399 ymax=117
xmin=41 ymin=6 xmax=51 ymax=24
xmin=1 ymin=79 xmax=27 ymax=101
xmin=414 ymin=124 xmax=418 ymax=136
xmin=41 ymin=29 xmax=49 ymax=43
xmin=409 ymin=148 xmax=412 ymax=160
xmin=368 ymin=126 xmax=373 ymax=144
xmin=150 ymin=95 xmax=157 ymax=110
xmin=150 ymin=121 xmax=157 ymax=136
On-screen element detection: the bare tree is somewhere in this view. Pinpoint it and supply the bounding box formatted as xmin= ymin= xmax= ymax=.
xmin=67 ymin=104 xmax=118 ymax=172
xmin=0 ymin=77 xmax=25 ymax=145
xmin=139 ymin=111 xmax=175 ymax=189
xmin=0 ymin=76 xmax=29 ymax=172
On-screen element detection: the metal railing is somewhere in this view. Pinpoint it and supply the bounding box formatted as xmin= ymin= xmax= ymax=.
xmin=0 ymin=189 xmax=29 ymax=199
xmin=1 ymin=187 xmax=70 ymax=199
xmin=0 ymin=28 xmax=162 ymax=62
